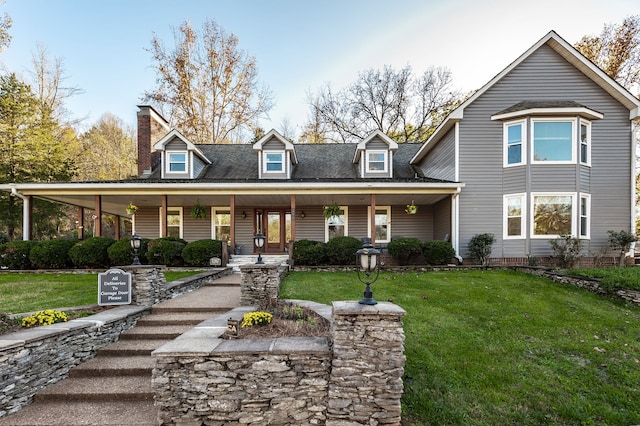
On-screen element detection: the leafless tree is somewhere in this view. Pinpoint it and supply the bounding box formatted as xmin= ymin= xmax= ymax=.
xmin=144 ymin=19 xmax=274 ymax=144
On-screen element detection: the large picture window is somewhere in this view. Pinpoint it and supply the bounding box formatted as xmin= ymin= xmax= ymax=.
xmin=325 ymin=206 xmax=348 ymax=242
xmin=532 ymin=194 xmax=573 ymax=237
xmin=504 ymin=194 xmax=525 ymax=238
xmin=532 ymin=120 xmax=574 ymax=163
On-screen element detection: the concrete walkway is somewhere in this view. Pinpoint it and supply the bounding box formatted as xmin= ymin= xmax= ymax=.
xmin=0 ymin=273 xmax=241 ymax=426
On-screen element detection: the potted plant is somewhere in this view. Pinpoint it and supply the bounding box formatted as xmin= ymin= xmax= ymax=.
xmin=190 ymin=202 xmax=207 ymax=219
xmin=323 ymin=203 xmax=341 ymax=219
xmin=405 ymin=201 xmax=417 ymax=215
xmin=126 ymin=203 xmax=138 ymax=215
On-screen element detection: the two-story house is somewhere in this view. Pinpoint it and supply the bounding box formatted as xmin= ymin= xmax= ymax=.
xmin=3 ymin=31 xmax=639 ymax=264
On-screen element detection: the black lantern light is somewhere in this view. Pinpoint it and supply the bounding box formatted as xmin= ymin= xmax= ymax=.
xmin=355 ymin=242 xmax=380 ymax=305
xmin=254 ymin=232 xmax=266 ymax=264
xmin=130 ymin=233 xmax=142 ymax=266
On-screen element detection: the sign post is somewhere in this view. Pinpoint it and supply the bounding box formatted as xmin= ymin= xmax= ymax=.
xmin=98 ymin=268 xmax=132 ymax=306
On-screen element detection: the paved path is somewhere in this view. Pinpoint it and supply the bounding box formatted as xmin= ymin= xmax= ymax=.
xmin=0 ymin=273 xmax=241 ymax=426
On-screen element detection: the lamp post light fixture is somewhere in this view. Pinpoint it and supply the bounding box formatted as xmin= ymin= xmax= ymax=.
xmin=355 ymin=242 xmax=380 ymax=305
xmin=254 ymin=232 xmax=266 ymax=264
xmin=130 ymin=233 xmax=142 ymax=266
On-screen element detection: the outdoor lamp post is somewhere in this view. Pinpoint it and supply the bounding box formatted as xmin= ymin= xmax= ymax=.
xmin=254 ymin=233 xmax=265 ymax=264
xmin=356 ymin=242 xmax=380 ymax=305
xmin=130 ymin=233 xmax=142 ymax=266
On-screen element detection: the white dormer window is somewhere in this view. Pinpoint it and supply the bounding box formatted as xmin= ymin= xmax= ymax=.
xmin=167 ymin=152 xmax=187 ymax=173
xmin=264 ymin=151 xmax=284 ymax=173
xmin=366 ymin=150 xmax=387 ymax=173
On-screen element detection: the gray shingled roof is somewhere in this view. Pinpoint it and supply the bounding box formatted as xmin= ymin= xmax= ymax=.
xmin=139 ymin=142 xmax=451 ymax=183
xmin=494 ymin=100 xmax=599 ymax=116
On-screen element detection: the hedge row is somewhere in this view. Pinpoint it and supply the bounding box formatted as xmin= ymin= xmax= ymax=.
xmin=292 ymin=237 xmax=456 ymax=266
xmin=0 ymin=237 xmax=223 ymax=269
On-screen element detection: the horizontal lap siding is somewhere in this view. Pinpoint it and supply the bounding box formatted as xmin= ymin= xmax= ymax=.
xmin=421 ymin=130 xmax=456 ymax=181
xmin=458 ymin=44 xmax=632 ymax=258
xmin=363 ymin=138 xmax=392 ymax=179
xmin=390 ymin=205 xmax=433 ymax=241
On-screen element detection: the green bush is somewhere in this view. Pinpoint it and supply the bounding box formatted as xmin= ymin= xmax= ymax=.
xmin=325 ymin=236 xmax=363 ymax=265
xmin=182 ymin=239 xmax=223 ymax=266
xmin=292 ymin=240 xmax=327 ymax=266
xmin=146 ymin=237 xmax=187 ymax=266
xmin=388 ymin=237 xmax=423 ymax=265
xmin=423 ymin=240 xmax=456 ymax=265
xmin=29 ymin=239 xmax=77 ymax=269
xmin=468 ymin=233 xmax=495 ymax=266
xmin=549 ymin=235 xmax=582 ymax=269
xmin=69 ymin=237 xmax=115 ymax=269
xmin=0 ymin=240 xmax=37 ymax=270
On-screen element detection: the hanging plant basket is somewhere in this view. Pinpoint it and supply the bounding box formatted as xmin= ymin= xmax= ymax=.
xmin=126 ymin=203 xmax=138 ymax=216
xmin=190 ymin=202 xmax=207 ymax=219
xmin=323 ymin=203 xmax=341 ymax=219
xmin=405 ymin=202 xmax=418 ymax=215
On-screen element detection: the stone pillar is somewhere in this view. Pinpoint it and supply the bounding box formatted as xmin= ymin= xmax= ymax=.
xmin=121 ymin=265 xmax=166 ymax=306
xmin=239 ymin=264 xmax=287 ymax=308
xmin=328 ymin=301 xmax=406 ymax=426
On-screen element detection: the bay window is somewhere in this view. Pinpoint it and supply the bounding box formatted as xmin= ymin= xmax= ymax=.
xmin=532 ymin=120 xmax=574 ymax=163
xmin=532 ymin=194 xmax=573 ymax=237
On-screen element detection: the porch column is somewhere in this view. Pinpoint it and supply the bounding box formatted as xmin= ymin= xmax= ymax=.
xmin=94 ymin=195 xmax=102 ymax=237
xmin=230 ymin=195 xmax=236 ymax=250
xmin=77 ymin=207 xmax=84 ymax=240
xmin=114 ymin=216 xmax=121 ymax=240
xmin=160 ymin=195 xmax=168 ymax=238
xmin=370 ymin=193 xmax=376 ymax=246
xmin=22 ymin=195 xmax=32 ymax=241
xmin=290 ymin=194 xmax=296 ymax=242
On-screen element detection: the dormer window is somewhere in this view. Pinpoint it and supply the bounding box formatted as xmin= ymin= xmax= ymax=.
xmin=264 ymin=151 xmax=284 ymax=173
xmin=366 ymin=150 xmax=388 ymax=173
xmin=167 ymin=152 xmax=187 ymax=173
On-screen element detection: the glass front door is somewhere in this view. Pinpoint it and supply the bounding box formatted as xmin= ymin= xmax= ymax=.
xmin=255 ymin=209 xmax=291 ymax=253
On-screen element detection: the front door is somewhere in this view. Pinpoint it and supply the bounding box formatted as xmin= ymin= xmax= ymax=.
xmin=255 ymin=209 xmax=291 ymax=253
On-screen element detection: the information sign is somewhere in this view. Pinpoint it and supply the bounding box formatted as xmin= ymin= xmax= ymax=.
xmin=98 ymin=268 xmax=132 ymax=306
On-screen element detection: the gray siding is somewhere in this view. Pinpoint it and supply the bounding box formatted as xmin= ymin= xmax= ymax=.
xmin=134 ymin=207 xmax=160 ymax=240
xmin=421 ymin=129 xmax=456 ymax=181
xmin=166 ymin=138 xmax=187 ymax=150
xmin=193 ymin=156 xmax=206 ymax=177
xmin=362 ymin=137 xmax=392 ymax=179
xmin=262 ymin=137 xmax=290 ymax=179
xmin=432 ymin=198 xmax=451 ymax=241
xmin=456 ymin=44 xmax=633 ymax=258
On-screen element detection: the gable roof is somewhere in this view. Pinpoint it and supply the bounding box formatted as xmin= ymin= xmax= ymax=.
xmin=410 ymin=30 xmax=640 ymax=164
xmin=353 ymin=130 xmax=399 ymax=163
xmin=152 ymin=129 xmax=211 ymax=164
xmin=253 ymin=129 xmax=298 ymax=164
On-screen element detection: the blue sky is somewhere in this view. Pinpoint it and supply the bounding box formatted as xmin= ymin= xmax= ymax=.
xmin=1 ymin=0 xmax=637 ymax=136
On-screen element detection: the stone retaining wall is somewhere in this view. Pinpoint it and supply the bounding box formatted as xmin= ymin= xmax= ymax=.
xmin=239 ymin=264 xmax=289 ymax=307
xmin=0 ymin=268 xmax=228 ymax=418
xmin=152 ymin=301 xmax=407 ymax=426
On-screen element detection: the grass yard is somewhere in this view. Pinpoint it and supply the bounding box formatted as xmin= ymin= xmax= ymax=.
xmin=280 ymin=269 xmax=640 ymax=425
xmin=0 ymin=270 xmax=202 ymax=314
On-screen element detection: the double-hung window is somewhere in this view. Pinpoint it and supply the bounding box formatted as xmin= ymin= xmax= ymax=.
xmin=264 ymin=151 xmax=284 ymax=173
xmin=160 ymin=207 xmax=183 ymax=239
xmin=167 ymin=152 xmax=187 ymax=173
xmin=532 ymin=120 xmax=574 ymax=163
xmin=504 ymin=121 xmax=525 ymax=166
xmin=580 ymin=120 xmax=591 ymax=165
xmin=367 ymin=206 xmax=391 ymax=243
xmin=212 ymin=208 xmax=231 ymax=241
xmin=504 ymin=194 xmax=525 ymax=238
xmin=325 ymin=206 xmax=348 ymax=242
xmin=579 ymin=195 xmax=590 ymax=238
xmin=366 ymin=150 xmax=387 ymax=173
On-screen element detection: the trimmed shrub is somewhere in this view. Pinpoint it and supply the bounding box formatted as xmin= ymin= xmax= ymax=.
xmin=107 ymin=238 xmax=149 ymax=266
xmin=325 ymin=236 xmax=363 ymax=265
xmin=29 ymin=239 xmax=77 ymax=269
xmin=293 ymin=239 xmax=327 ymax=266
xmin=0 ymin=240 xmax=37 ymax=270
xmin=549 ymin=235 xmax=582 ymax=269
xmin=388 ymin=237 xmax=423 ymax=265
xmin=468 ymin=233 xmax=495 ymax=266
xmin=423 ymin=240 xmax=456 ymax=265
xmin=69 ymin=237 xmax=115 ymax=269
xmin=182 ymin=239 xmax=223 ymax=266
xmin=146 ymin=237 xmax=187 ymax=266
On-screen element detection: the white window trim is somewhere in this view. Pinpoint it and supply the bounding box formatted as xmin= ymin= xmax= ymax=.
xmin=367 ymin=206 xmax=391 ymax=244
xmin=365 ymin=150 xmax=388 ymax=173
xmin=530 ymin=193 xmax=576 ymax=239
xmin=503 ymin=120 xmax=526 ymax=167
xmin=579 ymin=119 xmax=592 ymax=167
xmin=211 ymin=207 xmax=230 ymax=240
xmin=166 ymin=151 xmax=188 ymax=174
xmin=579 ymin=194 xmax=591 ymax=239
xmin=531 ymin=118 xmax=576 ymax=165
xmin=503 ymin=193 xmax=526 ymax=239
xmin=263 ymin=150 xmax=285 ymax=174
xmin=324 ymin=206 xmax=348 ymax=242
xmin=159 ymin=207 xmax=183 ymax=239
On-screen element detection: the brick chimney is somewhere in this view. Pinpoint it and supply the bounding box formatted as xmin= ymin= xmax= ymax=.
xmin=137 ymin=105 xmax=170 ymax=177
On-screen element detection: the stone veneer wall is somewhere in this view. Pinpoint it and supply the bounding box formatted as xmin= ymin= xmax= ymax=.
xmin=239 ymin=264 xmax=289 ymax=307
xmin=0 ymin=268 xmax=228 ymax=418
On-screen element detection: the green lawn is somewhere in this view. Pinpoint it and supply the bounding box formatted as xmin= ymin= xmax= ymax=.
xmin=280 ymin=270 xmax=640 ymax=425
xmin=0 ymin=270 xmax=201 ymax=314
